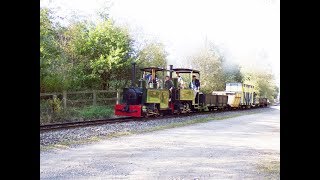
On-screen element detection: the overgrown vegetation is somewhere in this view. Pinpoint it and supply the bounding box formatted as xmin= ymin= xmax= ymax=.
xmin=77 ymin=105 xmax=114 ymax=119
xmin=188 ymin=46 xmax=243 ymax=93
xmin=40 ymin=103 xmax=114 ymax=125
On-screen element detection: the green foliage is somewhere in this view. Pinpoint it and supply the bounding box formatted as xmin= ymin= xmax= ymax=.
xmin=188 ymin=43 xmax=277 ymax=101
xmin=77 ymin=106 xmax=114 ymax=119
xmin=48 ymin=97 xmax=62 ymax=113
xmin=41 ymin=74 xmax=65 ymax=92
xmin=137 ymin=42 xmax=168 ymax=68
xmin=40 ymin=7 xmax=134 ymax=92
xmin=40 ymin=104 xmax=114 ymax=124
xmin=40 ymin=8 xmax=60 ymax=60
xmin=222 ymin=60 xmax=244 ymax=83
xmin=58 ymin=22 xmax=89 ymax=63
xmin=242 ymin=69 xmax=279 ymax=102
xmin=135 ymin=42 xmax=168 ymax=83
xmin=67 ymin=63 xmax=100 ymax=90
xmin=188 ymin=43 xmax=243 ymax=93
xmin=66 ymin=20 xmax=134 ymax=90
xmin=189 ymin=48 xmax=225 ymax=93
xmin=41 ymin=8 xmax=69 ymax=92
xmin=273 ymin=86 xmax=279 ymax=99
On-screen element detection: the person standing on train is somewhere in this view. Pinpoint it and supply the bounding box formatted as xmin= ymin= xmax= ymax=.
xmin=190 ymin=75 xmax=200 ymax=91
xmin=176 ymin=72 xmax=185 ymax=89
xmin=165 ymin=75 xmax=173 ymax=91
xmin=190 ymin=75 xmax=200 ymax=98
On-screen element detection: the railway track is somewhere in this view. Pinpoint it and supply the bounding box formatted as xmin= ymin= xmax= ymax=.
xmin=40 ymin=107 xmax=263 ymax=132
xmin=40 ymin=117 xmax=135 ymax=132
xmin=40 ymin=113 xmax=192 ymax=132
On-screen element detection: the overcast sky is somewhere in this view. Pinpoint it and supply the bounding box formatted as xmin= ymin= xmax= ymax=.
xmin=41 ymin=0 xmax=280 ymax=86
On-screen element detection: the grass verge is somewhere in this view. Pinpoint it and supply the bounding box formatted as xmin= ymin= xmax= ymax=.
xmin=256 ymin=159 xmax=280 ymax=178
xmin=40 ymin=105 xmax=114 ymax=125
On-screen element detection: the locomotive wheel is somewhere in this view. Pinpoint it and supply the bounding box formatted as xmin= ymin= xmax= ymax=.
xmin=154 ymin=109 xmax=160 ymax=117
xmin=176 ymin=110 xmax=181 ymax=115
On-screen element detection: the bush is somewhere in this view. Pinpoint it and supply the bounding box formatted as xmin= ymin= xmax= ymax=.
xmin=48 ymin=97 xmax=62 ymax=113
xmin=40 ymin=104 xmax=114 ymax=125
xmin=76 ymin=105 xmax=114 ymax=119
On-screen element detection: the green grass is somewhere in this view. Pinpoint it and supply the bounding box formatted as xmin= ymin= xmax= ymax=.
xmin=76 ymin=105 xmax=114 ymax=119
xmin=40 ymin=105 xmax=114 ymax=124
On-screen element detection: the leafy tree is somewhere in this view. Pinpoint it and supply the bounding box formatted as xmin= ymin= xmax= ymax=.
xmin=54 ymin=22 xmax=96 ymax=90
xmin=40 ymin=4 xmax=136 ymax=92
xmin=242 ymin=69 xmax=278 ymax=103
xmin=41 ymin=8 xmax=56 ymax=75
xmin=222 ymin=59 xmax=243 ymax=83
xmin=137 ymin=42 xmax=168 ymax=68
xmin=66 ymin=20 xmax=134 ymax=90
xmin=189 ymin=48 xmax=225 ymax=93
xmin=135 ymin=42 xmax=168 ymax=82
xmin=273 ymin=86 xmax=279 ymax=99
xmin=40 ymin=8 xmax=65 ymax=92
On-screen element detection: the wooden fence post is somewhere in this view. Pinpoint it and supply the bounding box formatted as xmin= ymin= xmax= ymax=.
xmin=93 ymin=90 xmax=97 ymax=106
xmin=52 ymin=95 xmax=58 ymax=112
xmin=116 ymin=89 xmax=120 ymax=104
xmin=63 ymin=91 xmax=67 ymax=109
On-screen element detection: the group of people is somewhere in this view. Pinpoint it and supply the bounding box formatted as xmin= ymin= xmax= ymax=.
xmin=164 ymin=72 xmax=200 ymax=91
xmin=145 ymin=72 xmax=200 ymax=91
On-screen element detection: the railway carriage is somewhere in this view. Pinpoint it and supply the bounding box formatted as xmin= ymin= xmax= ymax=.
xmin=225 ymin=83 xmax=255 ymax=108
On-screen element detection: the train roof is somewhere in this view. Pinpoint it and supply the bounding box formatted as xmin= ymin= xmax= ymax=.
xmin=140 ymin=67 xmax=165 ymax=72
xmin=172 ymin=68 xmax=200 ymax=74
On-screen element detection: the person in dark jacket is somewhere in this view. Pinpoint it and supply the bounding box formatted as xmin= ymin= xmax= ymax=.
xmin=190 ymin=75 xmax=200 ymax=90
xmin=164 ymin=75 xmax=173 ymax=91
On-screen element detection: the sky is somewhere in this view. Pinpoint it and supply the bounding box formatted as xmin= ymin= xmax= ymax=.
xmin=40 ymin=0 xmax=280 ymax=87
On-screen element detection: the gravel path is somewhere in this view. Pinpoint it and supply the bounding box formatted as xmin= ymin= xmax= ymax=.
xmin=40 ymin=106 xmax=280 ymax=179
xmin=41 ymin=107 xmax=275 ymax=147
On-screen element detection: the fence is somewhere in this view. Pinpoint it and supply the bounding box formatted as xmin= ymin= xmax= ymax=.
xmin=40 ymin=89 xmax=122 ymax=108
xmin=40 ymin=89 xmax=123 ymax=124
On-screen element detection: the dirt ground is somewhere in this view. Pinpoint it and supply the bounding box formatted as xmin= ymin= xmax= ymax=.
xmin=40 ymin=107 xmax=280 ymax=179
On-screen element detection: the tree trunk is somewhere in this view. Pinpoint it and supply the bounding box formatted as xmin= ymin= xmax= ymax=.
xmin=101 ymin=72 xmax=109 ymax=90
xmin=102 ymin=82 xmax=107 ymax=90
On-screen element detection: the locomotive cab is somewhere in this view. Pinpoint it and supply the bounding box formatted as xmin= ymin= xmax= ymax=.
xmin=115 ymin=65 xmax=174 ymax=117
xmin=171 ymin=68 xmax=204 ymax=113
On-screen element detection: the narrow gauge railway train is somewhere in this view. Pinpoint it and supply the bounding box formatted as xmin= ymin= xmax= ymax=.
xmin=114 ymin=63 xmax=268 ymax=118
